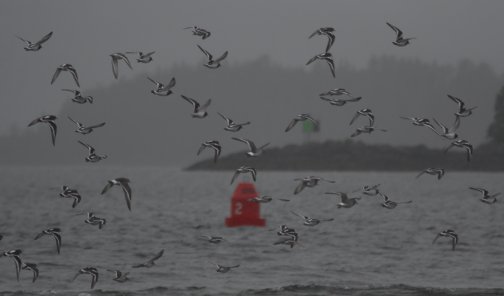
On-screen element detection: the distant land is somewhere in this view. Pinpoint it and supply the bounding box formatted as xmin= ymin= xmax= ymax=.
xmin=186 ymin=140 xmax=504 ymax=171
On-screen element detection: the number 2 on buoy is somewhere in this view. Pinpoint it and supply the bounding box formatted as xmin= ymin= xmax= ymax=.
xmin=234 ymin=202 xmax=243 ymax=215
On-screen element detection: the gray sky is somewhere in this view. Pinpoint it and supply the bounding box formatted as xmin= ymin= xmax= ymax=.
xmin=1 ymin=0 xmax=504 ymax=135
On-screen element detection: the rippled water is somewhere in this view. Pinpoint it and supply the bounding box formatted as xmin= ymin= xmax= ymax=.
xmin=0 ymin=166 xmax=503 ymax=295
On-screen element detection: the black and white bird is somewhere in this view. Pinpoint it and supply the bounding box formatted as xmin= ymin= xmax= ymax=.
xmin=350 ymin=126 xmax=387 ymax=138
xmin=432 ymin=117 xmax=460 ymax=140
xmin=350 ymin=109 xmax=374 ymax=126
xmin=273 ymin=236 xmax=298 ymax=248
xmin=61 ymin=89 xmax=94 ymax=104
xmin=180 ymin=95 xmax=211 ymax=118
xmin=147 ymin=77 xmax=176 ymax=96
xmin=400 ymin=116 xmax=437 ymax=133
xmin=291 ymin=211 xmax=334 ymax=226
xmin=107 ymin=269 xmax=129 ymax=283
xmin=319 ymin=95 xmax=362 ymax=106
xmin=230 ymin=166 xmax=257 ymax=184
xmin=293 ymin=176 xmax=335 ymax=195
xmin=101 ymin=177 xmax=132 ymax=211
xmin=432 ymin=229 xmax=458 ymax=251
xmin=184 ymin=26 xmax=211 ymax=39
xmin=325 ymin=192 xmax=360 ymax=208
xmin=28 ymin=115 xmax=57 ymax=146
xmin=68 ymin=117 xmax=105 ymax=135
xmin=416 ymin=168 xmax=445 ymax=180
xmin=16 ymin=31 xmax=53 ymax=51
xmin=386 ymin=22 xmax=415 ymax=47
xmin=2 ymin=249 xmax=23 ymax=282
xmin=132 ymin=249 xmax=164 ymax=268
xmin=469 ymin=187 xmax=500 ymax=204
xmin=379 ymin=193 xmax=412 ymax=209
xmin=285 ymin=114 xmax=319 ymax=132
xmin=72 ymin=267 xmax=99 ymax=289
xmin=306 ymin=52 xmax=335 ymax=77
xmin=353 ymin=184 xmax=381 ymax=196
xmin=34 ymin=228 xmax=62 ymax=254
xmin=217 ymin=112 xmax=250 ymax=132
xmin=308 ymin=27 xmax=335 ymax=53
xmin=231 ymin=137 xmax=270 ymax=157
xmin=197 ymin=45 xmax=228 ymax=69
xmin=59 ymin=185 xmax=82 ymax=208
xmin=447 ymin=95 xmax=477 ymax=119
xmin=199 ymin=235 xmax=225 ymax=244
xmin=78 ymin=141 xmax=108 ymax=163
xmin=197 ymin=140 xmax=222 ymax=163
xmin=84 ymin=212 xmax=106 ymax=229
xmin=212 ymin=263 xmax=240 ymax=273
xmin=51 ymin=64 xmax=80 ymax=87
xmin=126 ymin=51 xmax=155 ymax=63
xmin=22 ymin=262 xmax=39 ymax=283
xmin=444 ymin=139 xmax=473 ymax=162
xmin=248 ymin=195 xmax=273 ymax=203
xmin=110 ymin=52 xmax=133 ymax=79
xmin=319 ymin=88 xmax=352 ymax=97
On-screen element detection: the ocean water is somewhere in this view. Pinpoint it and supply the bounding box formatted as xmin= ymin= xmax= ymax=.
xmin=0 ymin=166 xmax=503 ymax=296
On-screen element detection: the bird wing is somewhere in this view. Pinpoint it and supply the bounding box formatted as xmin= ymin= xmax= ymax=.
xmin=147 ymin=76 xmax=160 ymax=86
xmin=68 ymin=67 xmax=80 ymax=87
xmin=53 ymin=232 xmax=62 ymax=254
xmin=111 ymin=57 xmax=119 ymax=79
xmin=197 ymin=44 xmax=212 ymax=60
xmin=90 ymin=271 xmax=99 ymax=289
xmin=217 ymin=112 xmax=232 ymax=125
xmin=120 ymin=182 xmax=133 ymax=211
xmin=386 ymin=22 xmax=403 ymax=38
xmin=199 ymin=98 xmax=212 ymax=111
xmin=324 ymin=57 xmax=335 ymax=78
xmin=294 ymin=181 xmax=305 ymax=195
xmin=231 ymin=137 xmax=256 ymax=151
xmin=214 ymin=51 xmax=228 ymax=63
xmin=50 ymin=68 xmax=61 ymax=85
xmin=249 ymin=167 xmax=257 ymax=181
xmin=144 ymin=51 xmax=156 ymax=57
xmin=325 ymin=32 xmax=335 ymax=52
xmin=87 ymin=122 xmax=106 ymax=129
xmin=197 ymin=144 xmax=206 ymax=156
xmin=230 ymin=170 xmax=240 ymax=184
xmin=469 ymin=187 xmax=487 ymax=195
xmin=346 ymin=96 xmax=362 ymax=102
xmin=78 ymin=141 xmax=94 ymax=154
xmin=284 ymin=118 xmax=299 ymax=132
xmin=305 ymin=55 xmax=318 ymax=66
xmin=36 ymin=31 xmax=53 ymax=45
xmin=447 ymin=94 xmax=464 ymax=108
xmin=167 ymin=77 xmax=176 ymax=89
xmin=16 ymin=35 xmax=29 ymax=44
xmin=181 ymin=95 xmax=200 ymax=111
xmin=101 ymin=181 xmax=113 ymax=195
xmin=67 ymin=116 xmax=81 ymax=127
xmin=149 ymin=249 xmax=164 ymax=263
xmin=12 ymin=256 xmax=22 ymax=282
xmin=308 ymin=29 xmax=320 ymax=39
xmin=120 ymin=54 xmax=133 ymax=69
xmin=349 ymin=112 xmax=360 ymax=126
xmin=48 ymin=121 xmax=57 ymax=146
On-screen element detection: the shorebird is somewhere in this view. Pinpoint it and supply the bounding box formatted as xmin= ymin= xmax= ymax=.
xmin=293 ymin=176 xmax=335 ymax=195
xmin=61 ymin=89 xmax=94 ymax=104
xmin=350 ymin=109 xmax=374 ymax=126
xmin=197 ymin=45 xmax=228 ymax=69
xmin=28 ymin=115 xmax=57 ymax=146
xmin=319 ymin=88 xmax=352 ymax=97
xmin=72 ymin=267 xmax=99 ymax=289
xmin=132 ymin=249 xmax=164 ymax=268
xmin=353 ymin=184 xmax=381 ymax=196
xmin=444 ymin=139 xmax=473 ymax=162
xmin=147 ymin=76 xmax=176 ymax=96
xmin=84 ymin=212 xmax=106 ymax=229
xmin=319 ymin=96 xmax=362 ymax=106
xmin=16 ymin=31 xmax=53 ymax=51
xmin=231 ymin=137 xmax=270 ymax=157
xmin=126 ymin=51 xmax=155 ymax=63
xmin=212 ymin=263 xmax=240 ymax=273
xmin=59 ymin=185 xmax=82 ymax=208
xmin=2 ymin=249 xmax=23 ymax=282
xmin=22 ymin=263 xmax=39 ymax=283
xmin=181 ymin=95 xmax=211 ymax=118
xmin=217 ymin=112 xmax=250 ymax=132
xmin=325 ymin=192 xmax=360 ymax=208
xmin=379 ymin=193 xmax=412 ymax=209
xmin=285 ymin=114 xmax=319 ymax=132
xmin=416 ymin=168 xmax=445 ymax=180
xmin=309 ymin=27 xmax=335 ymax=52
xmin=230 ymin=166 xmax=257 ymax=184
xmin=400 ymin=116 xmax=437 ymax=133
xmin=101 ymin=178 xmax=132 ymax=211
xmin=433 ymin=229 xmax=458 ymax=251
xmin=197 ymin=140 xmax=222 ymax=163
xmin=291 ymin=211 xmax=334 ymax=226
xmin=469 ymin=187 xmax=500 ymax=204
xmin=277 ymin=224 xmax=298 ymax=238
xmin=110 ymin=52 xmax=133 ymax=79
xmin=447 ymin=95 xmax=477 ymax=119
xmin=432 ymin=117 xmax=460 ymax=140
xmin=248 ymin=195 xmax=273 ymax=203
xmin=273 ymin=236 xmax=298 ymax=248
xmin=306 ymin=52 xmax=335 ymax=77
xmin=78 ymin=141 xmax=108 ymax=163
xmin=386 ymin=22 xmax=415 ymax=47
xmin=350 ymin=126 xmax=387 ymax=138
xmin=184 ymin=26 xmax=211 ymax=39
xmin=68 ymin=117 xmax=105 ymax=135
xmin=107 ymin=269 xmax=129 ymax=282
xmin=199 ymin=235 xmax=225 ymax=244
xmin=34 ymin=228 xmax=62 ymax=254
xmin=51 ymin=64 xmax=79 ymax=87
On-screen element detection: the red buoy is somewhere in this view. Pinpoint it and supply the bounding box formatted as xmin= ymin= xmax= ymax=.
xmin=225 ymin=182 xmax=266 ymax=227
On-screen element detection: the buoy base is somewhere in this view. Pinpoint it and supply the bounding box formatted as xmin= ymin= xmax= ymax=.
xmin=225 ymin=216 xmax=266 ymax=227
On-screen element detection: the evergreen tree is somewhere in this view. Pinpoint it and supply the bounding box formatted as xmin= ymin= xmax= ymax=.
xmin=487 ymin=84 xmax=504 ymax=144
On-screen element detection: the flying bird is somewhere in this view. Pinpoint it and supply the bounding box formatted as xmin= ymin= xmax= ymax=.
xmin=379 ymin=193 xmax=412 ymax=209
xmin=61 ymin=89 xmax=94 ymax=104
xmin=469 ymin=187 xmax=500 ymax=204
xmin=230 ymin=166 xmax=257 ymax=184
xmin=319 ymin=95 xmax=362 ymax=107
xmin=293 ymin=176 xmax=335 ymax=195
xmin=306 ymin=52 xmax=335 ymax=77
xmin=101 ymin=178 xmax=132 ymax=211
xmin=285 ymin=114 xmax=319 ymax=132
xmin=72 ymin=267 xmax=99 ymax=289
xmin=2 ymin=249 xmax=23 ymax=282
xmin=59 ymin=185 xmax=82 ymax=208
xmin=34 ymin=228 xmax=62 ymax=254
xmin=212 ymin=262 xmax=240 ymax=273
xmin=68 ymin=117 xmax=105 ymax=135
xmin=432 ymin=229 xmax=458 ymax=251
xmin=199 ymin=235 xmax=225 ymax=244
xmin=447 ymin=95 xmax=477 ymax=119
xmin=147 ymin=77 xmax=176 ymax=96
xmin=350 ymin=126 xmax=387 ymax=138
xmin=78 ymin=141 xmax=108 ymax=163
xmin=217 ymin=112 xmax=250 ymax=132
xmin=386 ymin=22 xmax=415 ymax=47
xmin=416 ymin=168 xmax=445 ymax=180
xmin=180 ymin=95 xmax=211 ymax=118
xmin=110 ymin=52 xmax=133 ymax=79
xmin=107 ymin=269 xmax=129 ymax=283
xmin=444 ymin=139 xmax=473 ymax=162
xmin=84 ymin=212 xmax=106 ymax=229
xmin=352 ymin=184 xmax=381 ymax=196
xmin=248 ymin=195 xmax=273 ymax=203
xmin=22 ymin=263 xmax=39 ymax=283
xmin=325 ymin=192 xmax=360 ymax=208
xmin=308 ymin=27 xmax=335 ymax=52
xmin=197 ymin=45 xmax=228 ymax=69
xmin=291 ymin=211 xmax=334 ymax=226
xmin=184 ymin=26 xmax=211 ymax=39
xmin=126 ymin=51 xmax=155 ymax=63
xmin=197 ymin=140 xmax=222 ymax=163
xmin=16 ymin=31 xmax=53 ymax=51
xmin=28 ymin=115 xmax=57 ymax=146
xmin=432 ymin=117 xmax=460 ymax=140
xmin=51 ymin=64 xmax=79 ymax=87
xmin=350 ymin=109 xmax=374 ymax=126
xmin=132 ymin=249 xmax=164 ymax=268
xmin=231 ymin=137 xmax=270 ymax=157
